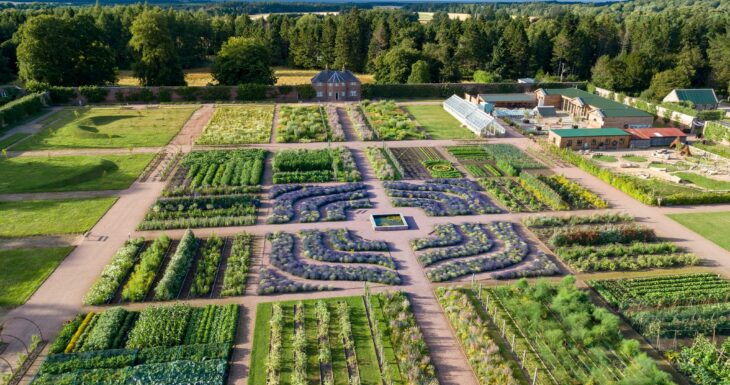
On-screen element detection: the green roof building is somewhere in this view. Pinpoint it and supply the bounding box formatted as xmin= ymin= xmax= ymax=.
xmin=663 ymin=89 xmax=719 ymax=110
xmin=536 ymin=88 xmax=655 ymax=129
xmin=548 ymin=128 xmax=630 ymax=150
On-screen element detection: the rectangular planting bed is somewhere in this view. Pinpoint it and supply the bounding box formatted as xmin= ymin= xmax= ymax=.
xmin=370 ymin=213 xmax=408 ymax=231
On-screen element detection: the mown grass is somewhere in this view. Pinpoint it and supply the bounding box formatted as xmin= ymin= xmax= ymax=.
xmin=669 ymin=211 xmax=730 ymax=252
xmin=0 ymin=246 xmax=74 ymax=307
xmin=0 ymin=154 xmax=154 ymax=194
xmin=15 ymin=107 xmax=196 ymax=150
xmin=0 ymin=198 xmax=117 ymax=237
xmin=675 ymin=172 xmax=730 ymax=190
xmin=404 ymin=104 xmax=476 ymax=140
xmin=621 ymin=155 xmax=647 ymax=162
xmin=592 ymin=154 xmax=617 ymax=163
xmin=0 ymin=133 xmax=32 ymax=150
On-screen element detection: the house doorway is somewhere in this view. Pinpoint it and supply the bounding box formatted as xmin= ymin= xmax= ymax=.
xmin=335 ymin=92 xmax=339 ymax=101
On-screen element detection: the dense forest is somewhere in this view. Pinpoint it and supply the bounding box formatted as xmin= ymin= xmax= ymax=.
xmin=0 ymin=0 xmax=728 ymax=99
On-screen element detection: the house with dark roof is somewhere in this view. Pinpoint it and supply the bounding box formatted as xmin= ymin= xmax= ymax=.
xmin=663 ymin=89 xmax=719 ymax=110
xmin=311 ymin=69 xmax=361 ymax=102
xmin=548 ymin=128 xmax=631 ymax=150
xmin=535 ymin=88 xmax=654 ymax=129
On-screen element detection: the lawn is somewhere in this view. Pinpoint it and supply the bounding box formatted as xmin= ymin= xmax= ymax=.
xmin=0 ymin=132 xmax=31 ymax=150
xmin=0 ymin=197 xmax=117 ymax=237
xmin=0 ymin=154 xmax=154 ymax=193
xmin=0 ymin=246 xmax=74 ymax=307
xmin=692 ymin=142 xmax=730 ymax=159
xmin=670 ymin=211 xmax=730 ymax=252
xmin=592 ymin=154 xmax=617 ymax=162
xmin=621 ymin=155 xmax=647 ymax=162
xmin=675 ymin=172 xmax=730 ymax=190
xmin=404 ymin=104 xmax=475 ymax=139
xmin=14 ymin=106 xmax=196 ymax=150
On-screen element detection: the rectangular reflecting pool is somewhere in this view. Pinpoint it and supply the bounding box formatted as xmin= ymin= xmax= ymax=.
xmin=371 ymin=213 xmax=408 ymax=231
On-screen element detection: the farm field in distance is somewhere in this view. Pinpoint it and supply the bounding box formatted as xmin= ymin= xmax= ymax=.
xmin=14 ymin=106 xmax=197 ymax=150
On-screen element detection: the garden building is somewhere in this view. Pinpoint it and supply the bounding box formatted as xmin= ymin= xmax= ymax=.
xmin=536 ymin=88 xmax=654 ymax=129
xmin=624 ymin=127 xmax=687 ymax=148
xmin=465 ymin=93 xmax=536 ymax=108
xmin=443 ymin=94 xmax=506 ymax=137
xmin=662 ymin=89 xmax=719 ymax=110
xmin=548 ymin=128 xmax=631 ymax=150
xmin=311 ymin=69 xmax=361 ymax=102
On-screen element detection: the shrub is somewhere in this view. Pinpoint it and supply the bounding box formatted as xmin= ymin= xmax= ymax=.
xmin=296 ymin=84 xmax=316 ymax=99
xmin=0 ymin=92 xmax=46 ymax=130
xmin=157 ymin=88 xmax=172 ymax=102
xmin=175 ymin=87 xmax=200 ymax=102
xmin=236 ymin=84 xmax=268 ymax=101
xmin=78 ymin=86 xmax=109 ymax=103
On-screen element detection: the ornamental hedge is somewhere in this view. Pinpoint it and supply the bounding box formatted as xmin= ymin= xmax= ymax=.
xmin=361 ymin=81 xmax=585 ymax=99
xmin=0 ymin=92 xmax=47 ymax=132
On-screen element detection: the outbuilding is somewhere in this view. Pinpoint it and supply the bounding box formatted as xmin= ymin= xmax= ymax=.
xmin=465 ymin=93 xmax=536 ymax=108
xmin=548 ymin=128 xmax=631 ymax=150
xmin=663 ymin=89 xmax=719 ymax=110
xmin=623 ymin=127 xmax=687 ymax=148
xmin=535 ymin=88 xmax=654 ymax=129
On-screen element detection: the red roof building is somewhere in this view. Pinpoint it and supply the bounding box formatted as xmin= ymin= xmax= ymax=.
xmin=623 ymin=127 xmax=687 ymax=148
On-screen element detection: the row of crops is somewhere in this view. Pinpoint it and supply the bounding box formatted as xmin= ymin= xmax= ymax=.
xmin=410 ymin=222 xmax=559 ymax=282
xmin=196 ymin=105 xmax=274 ymax=145
xmin=360 ymin=100 xmax=424 ymax=140
xmin=590 ymin=273 xmax=730 ymax=385
xmin=272 ymin=148 xmax=361 ymax=184
xmin=249 ymin=292 xmax=437 ymax=385
xmin=32 ymin=303 xmax=238 ymax=385
xmin=263 ymin=229 xmax=400 ymax=292
xmin=524 ymin=213 xmax=700 ymax=273
xmin=84 ymin=230 xmax=254 ymax=305
xmin=437 ymin=278 xmax=677 ymax=385
xmin=141 ymin=149 xmax=265 ymax=230
xmin=447 ymin=145 xmax=607 ymax=212
xmin=276 ymin=105 xmax=346 ymax=143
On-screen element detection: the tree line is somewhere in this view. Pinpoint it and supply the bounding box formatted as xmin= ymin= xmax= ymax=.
xmin=0 ymin=0 xmax=726 ymax=99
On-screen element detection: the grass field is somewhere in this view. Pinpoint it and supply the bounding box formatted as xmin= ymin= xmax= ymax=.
xmin=117 ymin=67 xmax=375 ymax=87
xmin=621 ymin=155 xmax=647 ymax=162
xmin=0 ymin=246 xmax=74 ymax=307
xmin=14 ymin=107 xmax=196 ymax=150
xmin=249 ymin=296 xmax=381 ymax=385
xmin=0 ymin=197 xmax=117 ymax=237
xmin=593 ymin=154 xmax=618 ymax=162
xmin=675 ymin=172 xmax=730 ymax=190
xmin=0 ymin=154 xmax=154 ymax=194
xmin=403 ymin=104 xmax=475 ymax=139
xmin=692 ymin=142 xmax=730 ymax=159
xmin=669 ymin=211 xmax=730 ymax=251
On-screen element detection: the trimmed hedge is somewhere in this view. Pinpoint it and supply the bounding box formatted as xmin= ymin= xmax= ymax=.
xmin=361 ymin=82 xmax=586 ymax=99
xmin=0 ymin=92 xmax=46 ymax=132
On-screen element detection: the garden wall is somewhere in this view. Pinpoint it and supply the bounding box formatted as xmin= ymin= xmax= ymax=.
xmin=362 ymin=82 xmax=587 ymax=99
